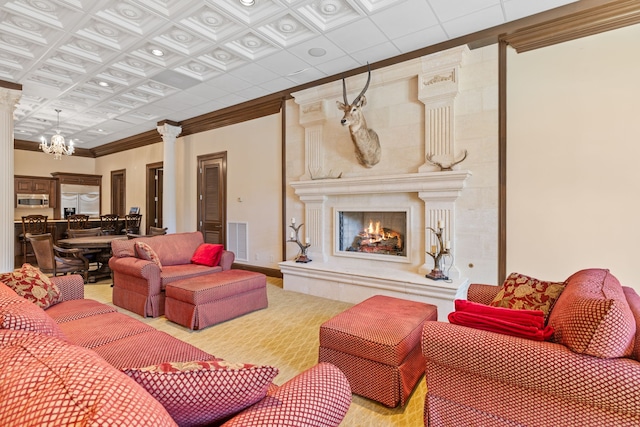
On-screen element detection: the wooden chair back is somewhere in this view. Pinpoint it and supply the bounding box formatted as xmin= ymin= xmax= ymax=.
xmin=67 ymin=214 xmax=90 ymax=230
xmin=100 ymin=214 xmax=119 ymax=235
xmin=124 ymin=214 xmax=142 ymax=234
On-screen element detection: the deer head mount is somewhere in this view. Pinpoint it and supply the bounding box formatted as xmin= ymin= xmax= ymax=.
xmin=425 ymin=149 xmax=468 ymax=171
xmin=336 ymin=64 xmax=381 ymax=168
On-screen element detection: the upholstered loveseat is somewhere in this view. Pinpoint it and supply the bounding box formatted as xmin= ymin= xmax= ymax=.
xmin=0 ymin=271 xmax=352 ymax=426
xmin=110 ymin=231 xmax=234 ymax=317
xmin=421 ymin=268 xmax=640 ymax=426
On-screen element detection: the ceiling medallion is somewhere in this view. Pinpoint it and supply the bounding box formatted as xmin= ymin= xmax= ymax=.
xmin=239 ymin=0 xmax=255 ymax=6
xmin=40 ymin=109 xmax=74 ymax=160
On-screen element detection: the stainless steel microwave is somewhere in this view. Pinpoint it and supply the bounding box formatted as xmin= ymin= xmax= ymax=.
xmin=16 ymin=193 xmax=49 ymax=208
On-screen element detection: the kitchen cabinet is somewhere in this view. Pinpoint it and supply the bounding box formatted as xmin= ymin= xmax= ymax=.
xmin=15 ymin=176 xmax=53 ymax=194
xmin=14 ymin=176 xmax=57 ymax=208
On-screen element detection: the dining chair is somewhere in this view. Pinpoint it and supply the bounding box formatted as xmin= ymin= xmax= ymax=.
xmin=123 ymin=214 xmax=142 ymax=235
xmin=66 ymin=227 xmax=103 ymax=271
xmin=100 ymin=214 xmax=119 ymax=235
xmin=67 ymin=214 xmax=90 ymax=231
xmin=26 ymin=233 xmax=89 ymax=283
xmin=148 ymin=226 xmax=168 ymax=236
xmin=21 ymin=215 xmax=48 ymax=265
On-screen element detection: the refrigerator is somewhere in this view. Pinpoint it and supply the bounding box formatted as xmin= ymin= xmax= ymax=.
xmin=60 ymin=184 xmax=100 ymax=218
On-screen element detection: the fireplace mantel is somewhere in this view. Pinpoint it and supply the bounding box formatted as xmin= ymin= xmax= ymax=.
xmin=291 ymin=170 xmax=472 ymax=199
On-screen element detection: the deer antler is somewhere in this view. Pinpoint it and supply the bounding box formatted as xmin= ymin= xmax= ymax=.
xmin=426 ymin=149 xmax=468 ymax=171
xmin=352 ymin=63 xmax=371 ymax=106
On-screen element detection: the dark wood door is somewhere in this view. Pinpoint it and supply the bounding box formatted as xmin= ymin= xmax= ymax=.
xmin=146 ymin=162 xmax=163 ymax=233
xmin=198 ymin=153 xmax=226 ymax=245
xmin=111 ymin=170 xmax=126 ymax=216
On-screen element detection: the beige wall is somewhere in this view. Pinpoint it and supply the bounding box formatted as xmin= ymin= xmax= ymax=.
xmin=507 ymin=23 xmax=640 ymax=291
xmin=94 ymin=114 xmax=283 ymax=269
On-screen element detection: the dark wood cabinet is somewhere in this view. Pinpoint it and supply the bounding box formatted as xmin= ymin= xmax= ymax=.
xmin=14 ymin=176 xmax=57 ymax=208
xmin=15 ymin=176 xmax=52 ymax=194
xmin=51 ymin=172 xmax=101 ymax=186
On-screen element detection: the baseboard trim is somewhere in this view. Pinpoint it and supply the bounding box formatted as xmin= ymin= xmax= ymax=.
xmin=231 ymin=263 xmax=283 ymax=278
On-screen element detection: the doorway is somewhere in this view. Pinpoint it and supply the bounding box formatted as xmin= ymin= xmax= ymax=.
xmin=111 ymin=169 xmax=126 ymax=216
xmin=197 ymin=152 xmax=227 ymax=245
xmin=146 ymin=162 xmax=163 ymax=234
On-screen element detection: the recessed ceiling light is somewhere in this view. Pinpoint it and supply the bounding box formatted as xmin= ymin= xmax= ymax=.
xmin=151 ymin=48 xmax=165 ymax=57
xmin=308 ymin=47 xmax=327 ymax=57
xmin=239 ymin=0 xmax=255 ymax=6
xmin=98 ymin=81 xmax=110 ymax=87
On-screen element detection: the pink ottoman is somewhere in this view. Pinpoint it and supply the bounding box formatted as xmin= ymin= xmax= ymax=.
xmin=319 ymin=295 xmax=437 ymax=407
xmin=165 ymin=270 xmax=267 ymax=330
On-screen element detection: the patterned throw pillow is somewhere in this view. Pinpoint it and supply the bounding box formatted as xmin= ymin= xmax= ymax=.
xmin=122 ymin=359 xmax=278 ymax=426
xmin=490 ymin=272 xmax=565 ymax=322
xmin=135 ymin=242 xmax=163 ymax=270
xmin=191 ymin=243 xmax=224 ymax=267
xmin=0 ymin=264 xmax=61 ymax=309
xmin=0 ymin=282 xmax=66 ymax=340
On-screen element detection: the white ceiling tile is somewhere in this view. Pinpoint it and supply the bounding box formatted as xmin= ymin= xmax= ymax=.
xmin=428 ymin=0 xmax=501 ymax=23
xmin=325 ymin=18 xmax=390 ymax=54
xmin=441 ymin=5 xmax=505 ymax=39
xmin=391 ymin=24 xmax=448 ymax=52
xmin=4 ymin=0 xmax=586 ymax=148
xmin=369 ymin=0 xmax=438 ymax=40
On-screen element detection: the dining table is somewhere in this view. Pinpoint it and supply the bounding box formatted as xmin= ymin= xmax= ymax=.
xmin=57 ymin=235 xmax=128 ymax=282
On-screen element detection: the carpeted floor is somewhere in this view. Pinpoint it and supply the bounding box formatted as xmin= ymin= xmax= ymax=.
xmin=84 ymin=277 xmax=425 ymax=426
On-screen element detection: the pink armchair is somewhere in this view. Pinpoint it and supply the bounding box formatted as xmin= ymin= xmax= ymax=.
xmin=421 ymin=269 xmax=640 ymax=426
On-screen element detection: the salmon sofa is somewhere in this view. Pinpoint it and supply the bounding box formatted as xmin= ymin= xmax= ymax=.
xmin=422 ymin=268 xmax=640 ymax=426
xmin=0 ymin=273 xmax=352 ymax=426
xmin=109 ymin=231 xmax=234 ymax=317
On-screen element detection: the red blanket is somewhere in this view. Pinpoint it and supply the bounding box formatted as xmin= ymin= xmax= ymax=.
xmin=449 ymin=300 xmax=554 ymax=341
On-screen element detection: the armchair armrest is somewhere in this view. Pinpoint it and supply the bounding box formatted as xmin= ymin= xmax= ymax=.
xmin=50 ymin=274 xmax=84 ymax=301
xmin=422 ymin=321 xmax=640 ymax=416
xmin=220 ymin=250 xmax=234 ymax=271
xmin=221 ymin=363 xmax=351 ymax=427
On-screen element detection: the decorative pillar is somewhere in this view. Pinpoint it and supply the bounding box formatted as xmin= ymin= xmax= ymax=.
xmin=156 ymin=122 xmax=182 ymax=234
xmin=417 ymin=46 xmax=468 ymax=279
xmin=0 ymin=84 xmax=22 ymax=272
xmin=296 ymin=100 xmax=332 ymax=180
xmin=300 ymin=195 xmax=327 ymax=262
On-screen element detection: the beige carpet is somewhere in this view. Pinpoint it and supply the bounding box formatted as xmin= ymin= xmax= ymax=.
xmin=84 ymin=278 xmax=425 ymax=427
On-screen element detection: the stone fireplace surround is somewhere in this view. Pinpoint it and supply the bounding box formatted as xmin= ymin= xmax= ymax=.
xmin=280 ymin=171 xmax=471 ymax=321
xmin=281 ymin=47 xmax=473 ymax=320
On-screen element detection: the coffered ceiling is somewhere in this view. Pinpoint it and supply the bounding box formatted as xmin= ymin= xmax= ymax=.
xmin=1 ymin=0 xmax=577 ymax=149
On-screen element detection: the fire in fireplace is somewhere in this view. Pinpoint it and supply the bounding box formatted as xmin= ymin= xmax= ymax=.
xmin=336 ymin=210 xmax=407 ymax=257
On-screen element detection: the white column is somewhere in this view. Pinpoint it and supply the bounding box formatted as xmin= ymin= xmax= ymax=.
xmin=417 ymin=46 xmax=468 ymax=279
xmin=156 ymin=123 xmax=182 ymax=234
xmin=0 ymin=86 xmax=22 ymax=272
xmin=300 ymin=195 xmax=327 ymax=262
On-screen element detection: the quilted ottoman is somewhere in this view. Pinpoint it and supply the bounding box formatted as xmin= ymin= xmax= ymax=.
xmin=165 ymin=270 xmax=267 ymax=330
xmin=319 ymin=295 xmax=437 ymax=407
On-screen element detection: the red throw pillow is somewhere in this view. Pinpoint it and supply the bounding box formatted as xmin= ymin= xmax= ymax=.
xmin=122 ymin=359 xmax=278 ymax=425
xmin=489 ymin=272 xmax=565 ymax=322
xmin=0 ymin=264 xmax=62 ymax=309
xmin=191 ymin=244 xmax=224 ymax=267
xmin=135 ymin=242 xmax=163 ymax=270
xmin=0 ymin=282 xmax=66 ymax=340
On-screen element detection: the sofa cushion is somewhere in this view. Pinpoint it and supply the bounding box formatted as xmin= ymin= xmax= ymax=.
xmin=122 ymin=359 xmax=278 ymax=426
xmin=113 ymin=232 xmax=205 ymax=266
xmin=0 ymin=329 xmax=177 ymax=427
xmin=548 ymin=268 xmax=636 ymax=358
xmin=0 ymin=264 xmax=61 ymax=309
xmin=623 ymin=286 xmax=640 ymax=361
xmin=0 ymin=282 xmax=65 ymax=340
xmin=136 ymin=241 xmax=163 ymax=270
xmin=490 ymin=272 xmax=565 ymax=322
xmin=191 ymin=243 xmax=224 ymax=267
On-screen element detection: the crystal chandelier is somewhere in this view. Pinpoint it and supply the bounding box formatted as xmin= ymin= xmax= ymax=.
xmin=40 ymin=109 xmax=74 ymax=160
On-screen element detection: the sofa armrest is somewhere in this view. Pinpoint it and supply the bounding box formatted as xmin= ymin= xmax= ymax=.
xmin=221 ymin=363 xmax=351 ymax=427
xmin=422 ymin=321 xmax=640 ymax=416
xmin=220 ymin=250 xmax=234 ymax=271
xmin=467 ymin=283 xmax=501 ymax=304
xmin=50 ymin=274 xmax=84 ymax=301
xmin=109 ymin=256 xmax=160 ymax=280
